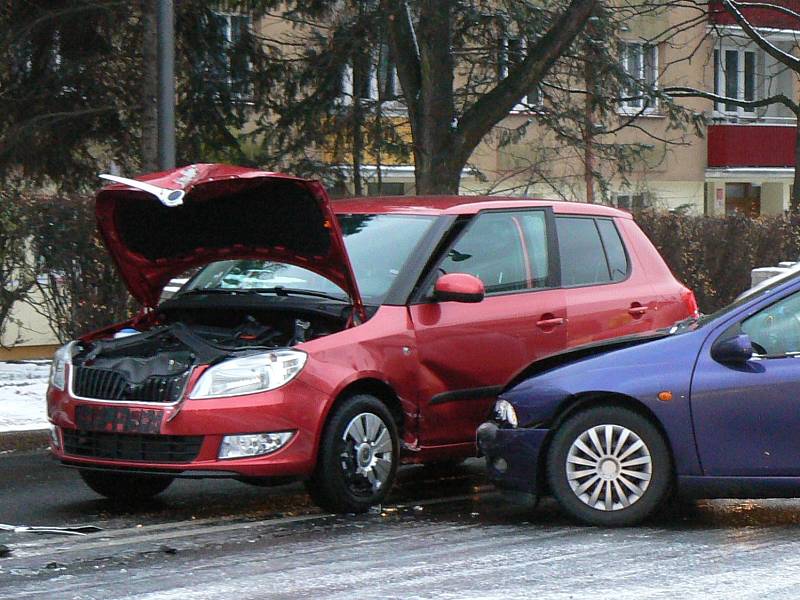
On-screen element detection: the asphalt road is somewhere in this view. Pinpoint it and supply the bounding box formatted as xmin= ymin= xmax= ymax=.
xmin=4 ymin=450 xmax=800 ymax=599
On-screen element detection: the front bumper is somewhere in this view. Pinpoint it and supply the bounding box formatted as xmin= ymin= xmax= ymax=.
xmin=477 ymin=421 xmax=549 ymax=494
xmin=47 ymin=375 xmax=329 ymax=479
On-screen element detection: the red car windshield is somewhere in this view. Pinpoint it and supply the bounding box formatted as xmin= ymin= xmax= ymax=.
xmin=183 ymin=214 xmax=435 ymax=304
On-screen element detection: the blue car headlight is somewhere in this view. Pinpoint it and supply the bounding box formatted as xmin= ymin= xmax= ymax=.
xmin=493 ymin=399 xmax=518 ymax=428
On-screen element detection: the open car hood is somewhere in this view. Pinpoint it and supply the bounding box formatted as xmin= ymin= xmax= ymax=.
xmin=96 ymin=164 xmax=364 ymax=317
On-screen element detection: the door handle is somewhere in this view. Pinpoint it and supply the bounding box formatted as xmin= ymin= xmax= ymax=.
xmin=628 ymin=305 xmax=648 ymax=317
xmin=536 ymin=317 xmax=566 ymax=328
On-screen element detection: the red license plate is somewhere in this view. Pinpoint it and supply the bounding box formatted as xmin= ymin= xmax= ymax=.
xmin=75 ymin=405 xmax=163 ymax=434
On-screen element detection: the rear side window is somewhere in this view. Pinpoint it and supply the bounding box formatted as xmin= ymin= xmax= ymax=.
xmin=596 ymin=219 xmax=629 ymax=282
xmin=556 ymin=216 xmax=620 ymax=286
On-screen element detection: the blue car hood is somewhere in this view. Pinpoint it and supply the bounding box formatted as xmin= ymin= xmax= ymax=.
xmin=503 ymin=330 xmax=671 ymax=392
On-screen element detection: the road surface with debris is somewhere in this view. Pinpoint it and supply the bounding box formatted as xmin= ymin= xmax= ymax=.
xmin=3 ymin=449 xmax=800 ymax=599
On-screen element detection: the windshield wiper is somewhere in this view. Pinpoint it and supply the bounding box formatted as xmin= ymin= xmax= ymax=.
xmin=239 ymin=287 xmax=350 ymax=302
xmin=176 ymin=288 xmax=241 ymax=296
xmin=180 ymin=286 xmax=348 ymax=302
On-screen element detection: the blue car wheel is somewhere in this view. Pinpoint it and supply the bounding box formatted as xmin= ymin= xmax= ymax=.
xmin=546 ymin=406 xmax=672 ymax=526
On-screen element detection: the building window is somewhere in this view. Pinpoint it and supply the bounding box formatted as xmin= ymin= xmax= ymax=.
xmin=341 ymin=44 xmax=400 ymax=104
xmin=614 ymin=192 xmax=652 ymax=211
xmin=207 ymin=13 xmax=251 ymax=99
xmin=714 ymin=47 xmax=758 ymax=116
xmin=367 ymin=182 xmax=405 ymax=196
xmin=498 ymin=36 xmax=543 ymax=110
xmin=725 ymin=182 xmax=761 ymax=216
xmin=620 ymin=42 xmax=658 ymax=111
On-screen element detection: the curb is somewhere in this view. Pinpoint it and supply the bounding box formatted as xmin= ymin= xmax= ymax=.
xmin=0 ymin=429 xmax=49 ymax=453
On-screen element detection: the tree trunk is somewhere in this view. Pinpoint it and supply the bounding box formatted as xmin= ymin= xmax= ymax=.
xmin=413 ymin=0 xmax=458 ymax=195
xmin=414 ymin=156 xmax=463 ymax=194
xmin=793 ymin=117 xmax=800 ymax=214
xmin=351 ymin=54 xmax=366 ymax=197
xmin=140 ymin=0 xmax=159 ymax=172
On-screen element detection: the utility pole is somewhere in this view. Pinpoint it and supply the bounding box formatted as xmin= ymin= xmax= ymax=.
xmin=141 ymin=0 xmax=159 ymax=171
xmin=157 ymin=0 xmax=176 ymax=170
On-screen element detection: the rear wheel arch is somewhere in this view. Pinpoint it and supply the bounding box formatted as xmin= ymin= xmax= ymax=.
xmin=536 ymin=392 xmax=675 ymax=494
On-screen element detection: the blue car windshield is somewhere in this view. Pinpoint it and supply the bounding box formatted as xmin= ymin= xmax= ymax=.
xmin=182 ymin=214 xmax=435 ymax=305
xmin=684 ymin=269 xmax=800 ymax=331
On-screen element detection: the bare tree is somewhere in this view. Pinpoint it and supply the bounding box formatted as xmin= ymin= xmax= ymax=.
xmin=380 ymin=0 xmax=599 ymax=194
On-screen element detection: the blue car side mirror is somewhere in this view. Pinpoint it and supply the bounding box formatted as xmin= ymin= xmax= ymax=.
xmin=711 ymin=334 xmax=754 ymax=364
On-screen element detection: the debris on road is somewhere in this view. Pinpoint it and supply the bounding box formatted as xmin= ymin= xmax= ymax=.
xmin=0 ymin=523 xmax=103 ymax=536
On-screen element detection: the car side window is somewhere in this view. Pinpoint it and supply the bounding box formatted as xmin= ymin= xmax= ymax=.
xmin=741 ymin=291 xmax=800 ymax=356
xmin=437 ymin=210 xmax=548 ymax=295
xmin=517 ymin=211 xmax=550 ymax=287
xmin=556 ymin=216 xmax=612 ymax=286
xmin=595 ymin=219 xmax=629 ymax=282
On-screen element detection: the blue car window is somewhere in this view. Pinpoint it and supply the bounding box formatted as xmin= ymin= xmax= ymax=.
xmin=742 ymin=291 xmax=800 ymax=355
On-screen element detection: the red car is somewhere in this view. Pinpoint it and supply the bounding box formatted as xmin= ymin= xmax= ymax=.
xmin=46 ymin=164 xmax=696 ymax=512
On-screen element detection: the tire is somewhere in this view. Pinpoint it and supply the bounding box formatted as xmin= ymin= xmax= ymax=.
xmin=546 ymin=406 xmax=672 ymax=527
xmin=306 ymin=394 xmax=399 ymax=513
xmin=79 ymin=470 xmax=174 ymax=501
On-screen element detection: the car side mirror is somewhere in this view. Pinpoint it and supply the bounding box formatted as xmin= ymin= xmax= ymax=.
xmin=433 ymin=273 xmax=485 ymax=303
xmin=711 ymin=334 xmax=754 ymax=364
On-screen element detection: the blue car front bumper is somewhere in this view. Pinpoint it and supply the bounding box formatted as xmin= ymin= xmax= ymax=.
xmin=477 ymin=421 xmax=549 ymax=494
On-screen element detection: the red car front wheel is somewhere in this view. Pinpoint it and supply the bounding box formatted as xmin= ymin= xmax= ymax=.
xmin=306 ymin=394 xmax=399 ymax=513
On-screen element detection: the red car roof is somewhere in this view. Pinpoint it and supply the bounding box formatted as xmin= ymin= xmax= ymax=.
xmin=332 ymin=196 xmax=631 ymax=218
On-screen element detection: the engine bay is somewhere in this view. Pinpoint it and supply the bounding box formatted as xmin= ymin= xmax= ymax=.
xmin=69 ymin=305 xmax=346 ymax=403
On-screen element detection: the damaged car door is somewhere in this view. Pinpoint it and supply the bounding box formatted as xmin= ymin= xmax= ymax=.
xmin=409 ymin=208 xmax=567 ymax=448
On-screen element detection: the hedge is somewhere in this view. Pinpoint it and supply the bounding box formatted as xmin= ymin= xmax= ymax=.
xmin=635 ymin=212 xmax=800 ymax=313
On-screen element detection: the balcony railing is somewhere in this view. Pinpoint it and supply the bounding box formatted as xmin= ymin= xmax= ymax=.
xmin=709 ymin=0 xmax=800 ymax=30
xmin=711 ymin=113 xmax=796 ymax=126
xmin=708 ymin=122 xmax=797 ymax=168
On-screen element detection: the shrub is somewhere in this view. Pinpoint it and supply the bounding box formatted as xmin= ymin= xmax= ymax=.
xmin=19 ymin=194 xmax=133 ymax=342
xmin=635 ymin=212 xmax=800 ymax=313
xmin=0 ymin=196 xmax=37 ymax=345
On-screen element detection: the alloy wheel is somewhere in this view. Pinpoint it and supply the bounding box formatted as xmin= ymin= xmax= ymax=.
xmin=565 ymin=423 xmax=652 ymax=511
xmin=340 ymin=412 xmax=394 ymax=496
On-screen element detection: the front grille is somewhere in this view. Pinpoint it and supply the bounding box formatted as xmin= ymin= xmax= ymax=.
xmin=73 ymin=367 xmax=187 ymax=403
xmin=62 ymin=430 xmax=203 ymax=463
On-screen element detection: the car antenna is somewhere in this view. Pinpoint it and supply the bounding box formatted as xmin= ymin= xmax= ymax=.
xmin=99 ymin=174 xmax=185 ymax=207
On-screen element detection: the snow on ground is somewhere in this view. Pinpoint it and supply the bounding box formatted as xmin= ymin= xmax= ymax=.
xmin=0 ymin=361 xmax=50 ymax=432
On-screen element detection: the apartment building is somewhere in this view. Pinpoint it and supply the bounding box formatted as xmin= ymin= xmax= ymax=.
xmin=493 ymin=1 xmax=800 ymax=216
xmin=257 ymin=3 xmax=800 ymax=216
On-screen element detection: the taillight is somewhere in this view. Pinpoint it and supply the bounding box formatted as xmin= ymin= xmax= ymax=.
xmin=682 ymin=288 xmax=699 ymax=318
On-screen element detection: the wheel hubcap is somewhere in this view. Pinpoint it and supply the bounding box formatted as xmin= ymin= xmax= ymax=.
xmin=565 ymin=423 xmax=652 ymax=511
xmin=340 ymin=412 xmax=394 ymax=496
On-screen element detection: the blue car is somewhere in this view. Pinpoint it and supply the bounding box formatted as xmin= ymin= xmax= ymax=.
xmin=478 ymin=269 xmax=800 ymax=526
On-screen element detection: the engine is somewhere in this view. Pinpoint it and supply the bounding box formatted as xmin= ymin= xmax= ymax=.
xmin=69 ymin=309 xmax=343 ymax=403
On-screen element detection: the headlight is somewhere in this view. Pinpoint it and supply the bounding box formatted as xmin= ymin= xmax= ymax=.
xmin=49 ymin=342 xmax=74 ymax=391
xmin=189 ymin=350 xmax=307 ymax=399
xmin=493 ymin=399 xmax=518 ymax=428
xmin=218 ymin=432 xmax=294 ymax=459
